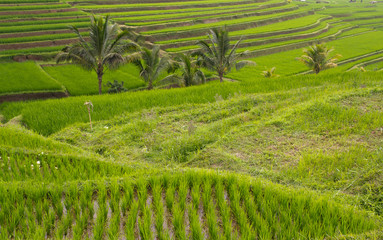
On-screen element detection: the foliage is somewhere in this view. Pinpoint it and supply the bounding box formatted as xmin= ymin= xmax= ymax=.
xmin=261 ymin=66 xmax=280 ymax=78
xmin=297 ymin=43 xmax=341 ymax=74
xmin=193 ymin=27 xmax=255 ymax=82
xmin=168 ymin=53 xmax=206 ymax=87
xmin=56 ymin=15 xmax=139 ymax=94
xmin=132 ymin=46 xmax=171 ymax=90
xmin=106 ymin=80 xmax=127 ymax=93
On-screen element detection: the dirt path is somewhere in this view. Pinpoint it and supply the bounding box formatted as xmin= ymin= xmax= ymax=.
xmin=0 ymin=28 xmax=87 ymax=39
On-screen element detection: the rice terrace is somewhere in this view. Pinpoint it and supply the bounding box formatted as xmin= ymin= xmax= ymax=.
xmin=1 ymin=0 xmax=383 ymax=237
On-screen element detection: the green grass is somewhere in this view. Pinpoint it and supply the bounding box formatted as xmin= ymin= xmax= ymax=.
xmin=0 ymin=61 xmax=63 ymax=95
xmin=42 ymin=64 xmax=145 ymax=96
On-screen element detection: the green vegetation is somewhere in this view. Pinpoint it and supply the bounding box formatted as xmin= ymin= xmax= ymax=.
xmin=43 ymin=64 xmax=145 ymax=96
xmin=193 ymin=27 xmax=255 ymax=82
xmin=56 ymin=15 xmax=140 ymax=95
xmin=0 ymin=61 xmax=63 ymax=95
xmin=1 ymin=0 xmax=383 ymax=238
xmin=297 ymin=43 xmax=341 ymax=74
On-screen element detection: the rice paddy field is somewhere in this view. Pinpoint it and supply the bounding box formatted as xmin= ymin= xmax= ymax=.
xmin=1 ymin=0 xmax=383 ymax=238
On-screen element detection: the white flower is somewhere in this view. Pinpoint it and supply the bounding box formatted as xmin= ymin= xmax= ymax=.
xmin=55 ymin=167 xmax=58 ymax=170
xmin=31 ymin=164 xmax=34 ymax=169
xmin=104 ymin=126 xmax=109 ymax=129
xmin=36 ymin=161 xmax=40 ymax=165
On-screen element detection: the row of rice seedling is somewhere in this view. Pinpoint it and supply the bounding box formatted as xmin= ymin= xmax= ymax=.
xmin=0 ymin=171 xmax=379 ymax=239
xmin=231 ymin=23 xmax=355 ymax=54
xmin=0 ymin=10 xmax=85 ymax=20
xmin=0 ymin=3 xmax=70 ymax=11
xmin=0 ymin=32 xmax=89 ymax=44
xmin=0 ymin=45 xmax=63 ymax=57
xmin=141 ymin=7 xmax=310 ymax=35
xmin=0 ymin=16 xmax=90 ymax=28
xmin=133 ymin=4 xmax=295 ymax=29
xmin=113 ymin=1 xmax=275 ymax=23
xmin=0 ymin=0 xmax=57 ymax=3
xmin=79 ymin=0 xmax=260 ymax=10
xmin=0 ymin=149 xmax=132 ymax=182
xmin=0 ymin=21 xmax=89 ymax=34
xmin=156 ymin=14 xmax=327 ymax=44
xmin=102 ymin=0 xmax=281 ymax=18
xmin=163 ymin=18 xmax=333 ymax=52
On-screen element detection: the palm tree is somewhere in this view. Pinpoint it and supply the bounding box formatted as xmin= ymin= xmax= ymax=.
xmin=297 ymin=44 xmax=341 ymax=74
xmin=261 ymin=67 xmax=280 ymax=78
xmin=56 ymin=15 xmax=139 ymax=95
xmin=193 ymin=27 xmax=255 ymax=83
xmin=132 ymin=46 xmax=171 ymax=90
xmin=169 ymin=53 xmax=206 ymax=87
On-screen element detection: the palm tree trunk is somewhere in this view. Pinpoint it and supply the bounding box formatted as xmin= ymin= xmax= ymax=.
xmin=97 ymin=73 xmax=103 ymax=95
xmin=219 ymin=73 xmax=224 ymax=83
xmin=148 ymin=79 xmax=153 ymax=90
xmin=97 ymin=65 xmax=104 ymax=95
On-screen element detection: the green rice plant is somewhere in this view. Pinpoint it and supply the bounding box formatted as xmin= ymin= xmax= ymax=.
xmin=151 ymin=178 xmax=168 ymax=240
xmin=107 ymin=209 xmax=121 ymax=240
xmin=178 ymin=177 xmax=188 ymax=212
xmin=172 ymin=203 xmax=186 ymax=240
xmin=73 ymin=210 xmax=89 ymax=240
xmin=202 ymin=179 xmax=220 ymax=240
xmin=125 ymin=201 xmax=139 ymax=240
xmin=110 ymin=180 xmax=121 ymax=214
xmin=165 ymin=183 xmax=175 ymax=213
xmin=43 ymin=63 xmax=144 ymax=96
xmin=188 ymin=199 xmax=204 ymax=240
xmin=0 ymin=22 xmax=89 ymax=34
xmin=0 ymin=3 xmax=70 ymax=11
xmin=0 ymin=32 xmax=90 ymax=45
xmin=227 ymin=182 xmax=254 ymax=239
xmin=138 ymin=205 xmax=152 ymax=240
xmin=0 ymin=61 xmax=63 ymax=95
xmin=94 ymin=184 xmax=108 ymax=240
xmin=121 ymin=180 xmax=133 ymax=215
xmin=43 ymin=208 xmax=55 ymax=237
xmin=55 ymin=213 xmax=72 ymax=239
xmin=137 ymin=179 xmax=148 ymax=211
xmin=143 ymin=8 xmax=309 ymax=35
xmin=215 ymin=179 xmax=235 ymax=239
